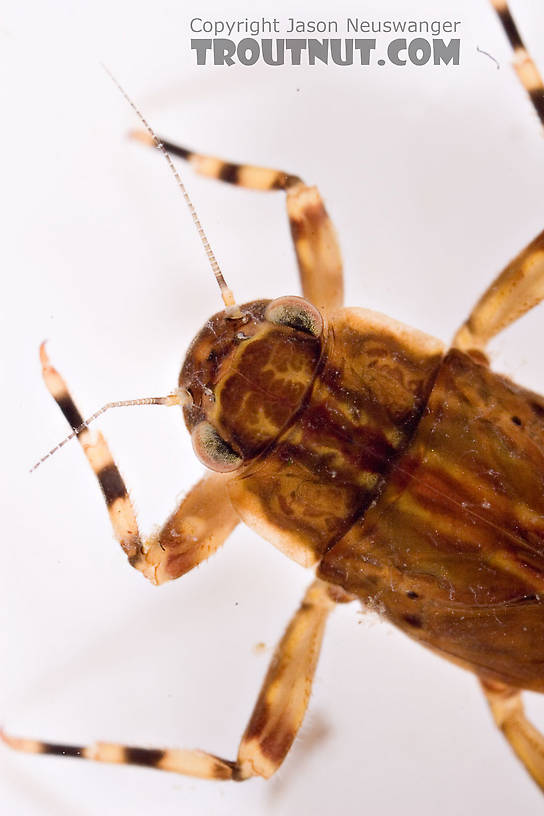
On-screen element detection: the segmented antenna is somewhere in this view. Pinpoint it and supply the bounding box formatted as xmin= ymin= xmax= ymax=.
xmin=30 ymin=390 xmax=188 ymax=474
xmin=102 ymin=64 xmax=240 ymax=313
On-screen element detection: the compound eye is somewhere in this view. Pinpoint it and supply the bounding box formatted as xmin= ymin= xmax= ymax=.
xmin=265 ymin=296 xmax=323 ymax=338
xmin=191 ymin=421 xmax=242 ymax=473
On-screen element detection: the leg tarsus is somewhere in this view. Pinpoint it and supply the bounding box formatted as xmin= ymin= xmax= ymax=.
xmin=131 ymin=129 xmax=301 ymax=191
xmin=2 ymin=579 xmax=347 ymax=781
xmin=39 ymin=346 xmax=239 ymax=584
xmin=132 ymin=132 xmax=344 ymax=311
xmin=0 ymin=729 xmax=237 ymax=780
xmin=40 ymin=343 xmax=143 ymax=564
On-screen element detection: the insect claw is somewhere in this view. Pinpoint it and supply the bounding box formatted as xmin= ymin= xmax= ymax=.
xmin=39 ymin=339 xmax=51 ymax=369
xmin=0 ymin=727 xmax=35 ymax=754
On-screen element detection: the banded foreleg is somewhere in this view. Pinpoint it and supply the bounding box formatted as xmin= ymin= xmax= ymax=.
xmin=40 ymin=344 xmax=239 ymax=584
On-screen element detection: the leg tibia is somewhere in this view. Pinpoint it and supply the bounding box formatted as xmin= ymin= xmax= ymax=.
xmin=453 ymin=228 xmax=544 ymax=352
xmin=40 ymin=344 xmax=238 ymax=583
xmin=2 ymin=580 xmax=349 ymax=781
xmin=236 ymin=579 xmax=341 ymax=779
xmin=40 ymin=343 xmax=142 ymax=562
xmin=133 ymin=133 xmax=344 ymax=310
xmin=287 ymin=184 xmax=343 ymax=311
xmin=490 ymin=1 xmax=544 ymax=127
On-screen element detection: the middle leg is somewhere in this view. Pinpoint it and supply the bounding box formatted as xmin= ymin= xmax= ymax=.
xmin=132 ymin=131 xmax=344 ymax=311
xmin=2 ymin=579 xmax=353 ymax=780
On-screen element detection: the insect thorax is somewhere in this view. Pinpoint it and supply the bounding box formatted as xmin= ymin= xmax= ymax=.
xmin=184 ymin=304 xmax=445 ymax=568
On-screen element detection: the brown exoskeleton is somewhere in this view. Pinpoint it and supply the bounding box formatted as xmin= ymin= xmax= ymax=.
xmin=4 ymin=0 xmax=544 ymax=798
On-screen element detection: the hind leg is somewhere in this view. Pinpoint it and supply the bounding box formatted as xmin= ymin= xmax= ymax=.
xmin=454 ymin=4 xmax=544 ymax=353
xmin=481 ymin=679 xmax=544 ymax=792
xmin=490 ymin=1 xmax=544 ymax=128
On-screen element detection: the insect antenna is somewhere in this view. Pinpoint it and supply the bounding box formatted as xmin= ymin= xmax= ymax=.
xmin=30 ymin=390 xmax=189 ymax=474
xmin=28 ymin=342 xmax=192 ymax=474
xmin=102 ymin=64 xmax=241 ymax=316
xmin=490 ymin=0 xmax=544 ymax=127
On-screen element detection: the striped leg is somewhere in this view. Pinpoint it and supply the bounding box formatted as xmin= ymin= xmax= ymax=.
xmin=452 ymin=228 xmax=544 ymax=353
xmin=40 ymin=343 xmax=239 ymax=585
xmin=132 ymin=131 xmax=344 ymax=311
xmin=481 ymin=679 xmax=544 ymax=792
xmin=2 ymin=580 xmax=351 ymax=780
xmin=454 ymin=5 xmax=544 ymax=355
xmin=490 ymin=0 xmax=544 ymax=127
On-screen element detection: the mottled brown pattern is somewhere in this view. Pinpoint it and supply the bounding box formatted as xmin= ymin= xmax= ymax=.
xmin=180 ymin=300 xmax=322 ymax=459
xmin=230 ymin=309 xmax=443 ymax=563
xmin=319 ymin=349 xmax=544 ymax=690
xmin=216 ymin=327 xmax=321 ymax=457
xmin=180 ymin=300 xmax=269 ymax=432
xmin=20 ymin=8 xmax=544 ymax=791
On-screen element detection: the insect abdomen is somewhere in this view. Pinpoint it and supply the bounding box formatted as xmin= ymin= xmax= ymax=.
xmin=319 ymin=349 xmax=544 ymax=690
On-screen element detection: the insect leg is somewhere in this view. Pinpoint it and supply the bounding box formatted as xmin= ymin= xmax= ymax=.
xmin=132 ymin=132 xmax=344 ymax=311
xmin=481 ymin=679 xmax=544 ymax=792
xmin=490 ymin=1 xmax=544 ymax=127
xmin=138 ymin=471 xmax=239 ymax=585
xmin=1 ymin=580 xmax=351 ymax=780
xmin=40 ymin=344 xmax=239 ymax=584
xmin=452 ymin=228 xmax=544 ymax=353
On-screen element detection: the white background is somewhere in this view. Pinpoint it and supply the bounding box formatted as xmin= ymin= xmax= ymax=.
xmin=1 ymin=0 xmax=544 ymax=814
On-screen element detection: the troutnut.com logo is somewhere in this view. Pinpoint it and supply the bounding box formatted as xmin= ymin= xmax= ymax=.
xmin=190 ymin=17 xmax=461 ymax=66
